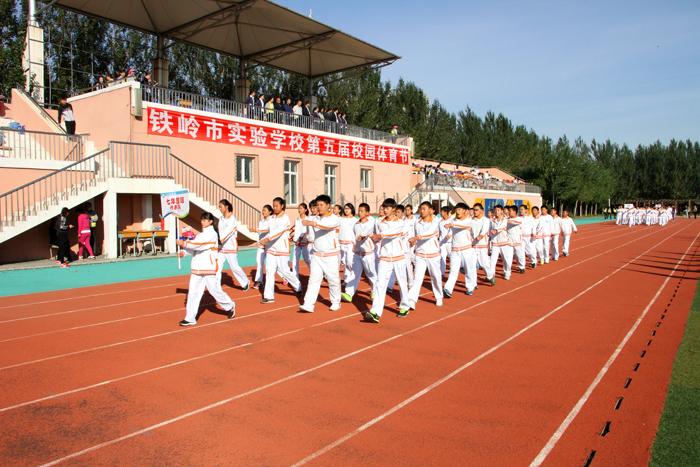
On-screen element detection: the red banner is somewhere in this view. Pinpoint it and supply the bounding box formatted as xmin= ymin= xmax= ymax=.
xmin=147 ymin=105 xmax=409 ymax=165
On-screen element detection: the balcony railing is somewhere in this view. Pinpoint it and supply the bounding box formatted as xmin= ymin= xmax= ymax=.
xmin=0 ymin=128 xmax=88 ymax=161
xmin=141 ymin=85 xmax=410 ymax=146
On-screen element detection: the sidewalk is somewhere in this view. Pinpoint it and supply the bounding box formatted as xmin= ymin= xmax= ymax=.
xmin=0 ymin=247 xmax=260 ymax=298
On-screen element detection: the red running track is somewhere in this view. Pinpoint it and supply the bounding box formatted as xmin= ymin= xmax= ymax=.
xmin=0 ymin=220 xmax=698 ymax=467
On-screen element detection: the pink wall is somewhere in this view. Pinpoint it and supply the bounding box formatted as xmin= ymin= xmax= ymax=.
xmin=0 ymin=167 xmax=54 ymax=195
xmin=7 ymin=90 xmax=60 ymax=133
xmin=68 ymin=86 xmax=133 ymax=151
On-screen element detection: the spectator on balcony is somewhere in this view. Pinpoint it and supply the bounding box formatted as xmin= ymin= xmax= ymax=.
xmin=303 ymin=101 xmax=311 ymax=117
xmin=312 ymin=106 xmax=321 ymax=130
xmin=96 ymin=76 xmax=106 ymax=90
xmin=246 ymin=90 xmax=255 ymax=118
xmin=255 ymin=92 xmax=265 ymax=120
xmin=57 ymin=96 xmax=77 ymax=135
xmin=265 ymin=96 xmax=275 ymax=122
xmin=391 ymin=125 xmax=398 ymax=144
xmin=274 ymin=97 xmax=284 ymax=112
xmin=293 ymin=100 xmax=302 ymax=116
xmin=340 ymin=113 xmax=348 ymax=134
xmin=284 ymin=98 xmax=294 ymax=114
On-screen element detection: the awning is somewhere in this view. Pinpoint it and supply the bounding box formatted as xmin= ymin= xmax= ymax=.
xmin=39 ymin=0 xmax=400 ymax=79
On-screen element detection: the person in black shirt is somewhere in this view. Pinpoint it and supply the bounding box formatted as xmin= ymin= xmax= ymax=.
xmin=55 ymin=207 xmax=74 ymax=267
xmin=57 ymin=97 xmax=76 ymax=135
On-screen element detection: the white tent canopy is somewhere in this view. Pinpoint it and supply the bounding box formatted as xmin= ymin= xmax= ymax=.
xmin=38 ymin=0 xmax=400 ymax=79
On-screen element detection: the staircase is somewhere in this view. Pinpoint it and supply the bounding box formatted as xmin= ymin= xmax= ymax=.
xmin=0 ymin=126 xmax=86 ymax=161
xmin=400 ymin=175 xmax=468 ymax=208
xmin=0 ymin=141 xmax=260 ymax=246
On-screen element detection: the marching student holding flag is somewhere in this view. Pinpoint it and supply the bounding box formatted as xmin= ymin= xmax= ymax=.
xmin=177 ymin=212 xmax=235 ymax=326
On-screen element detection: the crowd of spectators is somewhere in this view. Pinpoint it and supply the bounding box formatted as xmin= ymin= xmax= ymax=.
xmin=94 ymin=69 xmax=153 ymax=90
xmin=412 ymin=161 xmax=529 ymax=191
xmin=244 ymin=91 xmax=349 ymax=134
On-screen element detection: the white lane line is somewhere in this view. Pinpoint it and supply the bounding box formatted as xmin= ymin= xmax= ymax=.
xmin=528 ymin=229 xmax=700 ymax=467
xmin=0 ymin=288 xmax=378 ymax=412
xmin=0 ymin=228 xmax=646 ymax=369
xmin=289 ymin=223 xmax=695 ymax=467
xmin=37 ymin=223 xmax=682 ymax=466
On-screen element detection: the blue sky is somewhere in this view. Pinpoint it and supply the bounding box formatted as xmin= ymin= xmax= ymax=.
xmin=278 ymin=0 xmax=700 ymax=148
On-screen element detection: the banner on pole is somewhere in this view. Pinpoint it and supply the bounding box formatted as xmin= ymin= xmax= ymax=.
xmin=161 ymin=190 xmax=190 ymax=218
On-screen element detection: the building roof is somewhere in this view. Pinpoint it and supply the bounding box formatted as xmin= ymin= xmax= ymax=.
xmin=41 ymin=0 xmax=400 ymax=79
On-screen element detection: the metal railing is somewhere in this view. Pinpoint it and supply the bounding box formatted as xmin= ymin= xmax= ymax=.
xmin=14 ymin=86 xmax=65 ymax=131
xmin=424 ymin=173 xmax=542 ymax=194
xmin=0 ymin=128 xmax=88 ymax=161
xmin=142 ymin=85 xmax=410 ymax=146
xmin=1 ymin=141 xmax=261 ymax=233
xmin=400 ymin=177 xmax=468 ymax=208
xmin=0 ymin=149 xmax=107 ymax=232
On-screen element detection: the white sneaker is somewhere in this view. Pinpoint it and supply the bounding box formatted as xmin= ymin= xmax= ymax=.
xmin=504 ymin=275 xmax=510 ymax=280
xmin=408 ymin=300 xmax=416 ymax=310
xmin=299 ymin=304 xmax=314 ymax=313
xmin=436 ymin=299 xmax=443 ymax=307
xmin=329 ymin=303 xmax=341 ymax=311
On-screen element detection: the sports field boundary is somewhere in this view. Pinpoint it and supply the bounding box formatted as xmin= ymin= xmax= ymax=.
xmin=649 ymin=243 xmax=700 ymax=467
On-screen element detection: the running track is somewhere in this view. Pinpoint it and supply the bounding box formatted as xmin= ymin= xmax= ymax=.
xmin=1 ymin=220 xmax=698 ymax=466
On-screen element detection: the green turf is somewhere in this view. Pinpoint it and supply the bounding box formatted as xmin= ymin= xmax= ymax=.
xmin=649 ymin=275 xmax=700 ymax=466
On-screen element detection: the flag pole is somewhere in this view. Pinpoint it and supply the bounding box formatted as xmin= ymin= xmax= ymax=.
xmin=177 ymin=217 xmax=181 ymax=269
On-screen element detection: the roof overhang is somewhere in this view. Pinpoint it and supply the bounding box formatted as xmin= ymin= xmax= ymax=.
xmin=39 ymin=0 xmax=400 ymax=79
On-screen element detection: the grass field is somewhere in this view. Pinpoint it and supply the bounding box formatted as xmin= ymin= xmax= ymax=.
xmin=650 ymin=265 xmax=700 ymax=466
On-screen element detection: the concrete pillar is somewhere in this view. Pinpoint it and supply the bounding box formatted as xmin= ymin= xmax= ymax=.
xmin=235 ymin=58 xmax=250 ymax=103
xmin=103 ymin=190 xmax=118 ymax=259
xmin=23 ymin=24 xmax=45 ymax=103
xmin=152 ymin=36 xmax=169 ymax=88
xmin=142 ymin=194 xmax=153 ymax=230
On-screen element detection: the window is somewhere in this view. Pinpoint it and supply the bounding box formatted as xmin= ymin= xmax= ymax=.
xmin=284 ymin=160 xmax=299 ymax=206
xmin=361 ymin=167 xmax=372 ymax=191
xmin=236 ymin=156 xmax=254 ymax=184
xmin=325 ymin=164 xmax=337 ymax=202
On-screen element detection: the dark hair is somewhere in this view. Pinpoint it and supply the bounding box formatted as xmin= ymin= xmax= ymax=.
xmin=419 ymin=201 xmax=432 ymax=210
xmin=298 ymin=202 xmax=309 ymax=215
xmin=495 ymin=204 xmax=504 ymax=210
xmin=344 ymin=203 xmax=356 ymax=216
xmin=309 ymin=198 xmax=318 ymax=207
xmin=395 ymin=204 xmax=405 ymax=212
xmin=541 ymin=205 xmax=548 ymax=211
xmin=201 ymin=211 xmax=218 ymax=235
xmin=440 ymin=205 xmax=451 ymax=213
xmin=262 ymin=204 xmax=273 ymax=214
xmin=358 ymin=203 xmax=370 ymax=212
xmin=405 ymin=205 xmax=413 ymax=212
xmin=473 ymin=203 xmax=484 ymax=210
xmin=455 ymin=203 xmax=468 ymax=211
xmin=273 ymin=197 xmax=286 ymax=210
xmin=84 ymin=202 xmax=92 ymax=209
xmin=381 ymin=198 xmax=397 ymax=208
xmin=219 ymin=199 xmax=233 ymax=213
xmin=75 ymin=207 xmax=85 ymax=215
xmin=334 ymin=204 xmax=342 ymax=211
xmin=61 ymin=207 xmax=69 ymax=217
xmin=532 ymin=206 xmax=540 ymax=212
xmin=316 ymin=194 xmax=331 ymax=205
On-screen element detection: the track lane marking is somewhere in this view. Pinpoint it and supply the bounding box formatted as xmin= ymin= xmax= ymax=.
xmin=36 ymin=222 xmax=686 ymax=466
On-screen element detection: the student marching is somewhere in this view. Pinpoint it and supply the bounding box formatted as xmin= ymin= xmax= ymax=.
xmin=175 ymin=198 xmax=586 ymax=326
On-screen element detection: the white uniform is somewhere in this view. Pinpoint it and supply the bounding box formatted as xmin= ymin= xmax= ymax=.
xmin=507 ymin=215 xmax=525 ymax=272
xmin=533 ymin=215 xmax=545 ymax=263
xmin=521 ymin=214 xmax=537 ymax=265
xmin=489 ymin=216 xmax=512 ymax=279
xmin=550 ymin=215 xmax=562 ymax=261
xmin=293 ymin=216 xmax=311 ymax=279
xmin=369 ymin=216 xmax=409 ymax=317
xmin=263 ymin=213 xmax=302 ymax=301
xmin=388 ymin=216 xmax=415 ymax=290
xmin=405 ymin=213 xmax=418 ymax=265
xmin=339 ymin=216 xmax=358 ymax=283
xmin=438 ymin=217 xmax=453 ymax=276
xmin=217 ymin=213 xmax=250 ymax=288
xmin=301 ymin=213 xmax=341 ymax=311
xmin=344 ymin=217 xmax=377 ymax=299
xmin=561 ymin=217 xmax=577 ymax=254
xmin=444 ymin=215 xmax=476 ymax=294
xmin=541 ymin=214 xmax=553 ymax=263
xmin=181 ymin=226 xmax=234 ymax=324
xmin=255 ymin=217 xmax=270 ymax=283
xmin=407 ymin=216 xmax=443 ymax=304
xmin=471 ymin=216 xmax=493 ymax=281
